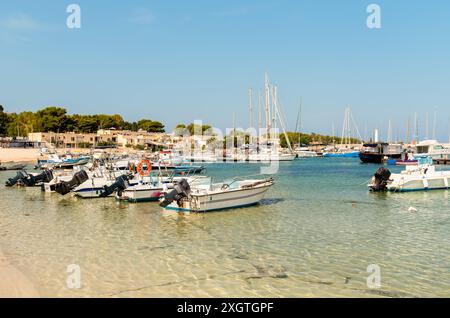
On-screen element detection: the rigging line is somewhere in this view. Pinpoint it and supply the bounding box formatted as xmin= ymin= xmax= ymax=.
xmin=350 ymin=110 xmax=363 ymax=141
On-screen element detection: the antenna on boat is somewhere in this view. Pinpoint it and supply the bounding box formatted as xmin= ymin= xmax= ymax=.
xmin=425 ymin=112 xmax=429 ymax=140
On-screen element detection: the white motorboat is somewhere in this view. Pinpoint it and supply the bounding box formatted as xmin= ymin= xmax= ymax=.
xmin=161 ymin=177 xmax=274 ymax=212
xmin=415 ymin=140 xmax=450 ymax=160
xmin=369 ymin=157 xmax=450 ymax=192
xmin=73 ymin=170 xmax=127 ymax=198
xmin=294 ymin=147 xmax=318 ymax=158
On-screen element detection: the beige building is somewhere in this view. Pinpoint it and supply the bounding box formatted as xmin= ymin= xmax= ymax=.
xmin=28 ymin=129 xmax=168 ymax=149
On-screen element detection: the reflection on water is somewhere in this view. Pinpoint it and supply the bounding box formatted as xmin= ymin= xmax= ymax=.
xmin=1 ymin=159 xmax=450 ymax=297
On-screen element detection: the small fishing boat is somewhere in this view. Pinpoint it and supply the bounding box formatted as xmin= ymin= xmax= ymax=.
xmin=72 ymin=170 xmax=126 ymax=198
xmin=369 ymin=157 xmax=450 ymax=192
xmin=160 ymin=177 xmax=274 ymax=212
xmin=37 ymin=154 xmax=90 ymax=169
xmin=294 ymin=147 xmax=318 ymax=158
xmin=0 ymin=162 xmax=27 ymax=171
xmin=387 ymin=152 xmax=418 ymax=166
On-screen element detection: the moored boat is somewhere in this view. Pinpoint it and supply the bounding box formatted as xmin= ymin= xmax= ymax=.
xmin=359 ymin=143 xmax=402 ymax=164
xmin=368 ymin=157 xmax=450 ymax=192
xmin=160 ymin=177 xmax=274 ymax=212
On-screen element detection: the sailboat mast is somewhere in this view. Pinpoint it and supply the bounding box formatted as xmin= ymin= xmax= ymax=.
xmin=258 ymin=91 xmax=262 ymax=143
xmin=264 ymin=73 xmax=271 ymax=141
xmin=273 ymin=88 xmax=293 ymax=152
xmin=414 ymin=112 xmax=418 ymax=143
xmin=387 ymin=119 xmax=392 ymax=144
xmin=406 ymin=117 xmax=411 ymax=144
xmin=432 ymin=110 xmax=437 ymax=140
xmin=248 ymin=88 xmax=253 ymax=145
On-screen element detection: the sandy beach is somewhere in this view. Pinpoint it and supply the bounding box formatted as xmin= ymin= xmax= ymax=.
xmin=0 ymin=248 xmax=40 ymax=298
xmin=0 ymin=148 xmax=41 ymax=164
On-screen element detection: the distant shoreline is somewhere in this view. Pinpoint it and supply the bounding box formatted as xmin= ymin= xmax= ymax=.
xmin=0 ymin=148 xmax=41 ymax=164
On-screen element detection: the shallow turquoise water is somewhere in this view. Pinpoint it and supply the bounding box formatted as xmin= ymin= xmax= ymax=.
xmin=1 ymin=158 xmax=450 ymax=297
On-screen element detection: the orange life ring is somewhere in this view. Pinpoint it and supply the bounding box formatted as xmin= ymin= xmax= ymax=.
xmin=137 ymin=159 xmax=152 ymax=177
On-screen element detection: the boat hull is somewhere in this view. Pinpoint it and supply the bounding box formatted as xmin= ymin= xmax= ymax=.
xmin=323 ymin=151 xmax=360 ymax=158
xmin=359 ymin=153 xmax=401 ymax=163
xmin=118 ymin=187 xmax=165 ymax=203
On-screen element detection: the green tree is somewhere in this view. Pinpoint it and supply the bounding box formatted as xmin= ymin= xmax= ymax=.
xmin=0 ymin=105 xmax=8 ymax=135
xmin=73 ymin=115 xmax=99 ymax=133
xmin=36 ymin=107 xmax=68 ymax=132
xmin=137 ymin=119 xmax=165 ymax=132
xmin=5 ymin=112 xmax=41 ymax=137
xmin=186 ymin=123 xmax=212 ymax=136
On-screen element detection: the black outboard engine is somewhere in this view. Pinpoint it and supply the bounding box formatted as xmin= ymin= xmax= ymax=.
xmin=24 ymin=170 xmax=54 ymax=187
xmin=54 ymin=170 xmax=89 ymax=195
xmin=159 ymin=179 xmax=191 ymax=208
xmin=370 ymin=167 xmax=392 ymax=192
xmin=5 ymin=170 xmax=54 ymax=187
xmin=5 ymin=171 xmax=29 ymax=187
xmin=99 ymin=174 xmax=131 ymax=198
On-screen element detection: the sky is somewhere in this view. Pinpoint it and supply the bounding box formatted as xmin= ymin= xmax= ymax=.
xmin=1 ymin=0 xmax=450 ymax=142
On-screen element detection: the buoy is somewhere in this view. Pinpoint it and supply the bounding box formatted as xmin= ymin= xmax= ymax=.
xmin=408 ymin=206 xmax=418 ymax=213
xmin=137 ymin=159 xmax=152 ymax=177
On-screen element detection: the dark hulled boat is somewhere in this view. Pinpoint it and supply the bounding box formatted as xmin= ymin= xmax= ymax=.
xmin=359 ymin=143 xmax=402 ymax=164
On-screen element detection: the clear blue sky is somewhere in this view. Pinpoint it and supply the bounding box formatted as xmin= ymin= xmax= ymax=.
xmin=1 ymin=0 xmax=449 ymax=141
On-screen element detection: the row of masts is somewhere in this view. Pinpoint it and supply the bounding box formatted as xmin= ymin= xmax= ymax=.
xmin=244 ymin=73 xmax=293 ymax=152
xmin=242 ymin=75 xmax=449 ymax=147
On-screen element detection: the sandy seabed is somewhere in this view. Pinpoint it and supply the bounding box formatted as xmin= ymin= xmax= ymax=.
xmin=0 ymin=248 xmax=40 ymax=298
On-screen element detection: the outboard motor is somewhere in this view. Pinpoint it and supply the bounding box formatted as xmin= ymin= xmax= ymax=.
xmin=5 ymin=171 xmax=29 ymax=187
xmin=5 ymin=170 xmax=54 ymax=187
xmin=370 ymin=167 xmax=392 ymax=192
xmin=24 ymin=170 xmax=54 ymax=187
xmin=99 ymin=174 xmax=131 ymax=198
xmin=159 ymin=179 xmax=191 ymax=208
xmin=54 ymin=170 xmax=89 ymax=195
